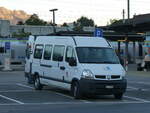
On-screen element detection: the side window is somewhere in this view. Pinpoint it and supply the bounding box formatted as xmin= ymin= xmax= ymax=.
xmin=65 ymin=46 xmax=76 ymax=62
xmin=0 ymin=47 xmax=5 ymax=54
xmin=53 ymin=45 xmax=65 ymax=62
xmin=34 ymin=45 xmax=43 ymax=59
xmin=43 ymin=45 xmax=52 ymax=60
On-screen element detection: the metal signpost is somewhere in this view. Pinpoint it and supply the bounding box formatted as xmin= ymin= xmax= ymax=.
xmin=94 ymin=28 xmax=103 ymax=37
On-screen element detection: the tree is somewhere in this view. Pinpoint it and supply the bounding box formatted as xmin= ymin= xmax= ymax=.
xmin=12 ymin=29 xmax=31 ymax=38
xmin=73 ymin=16 xmax=95 ymax=31
xmin=17 ymin=21 xmax=24 ymax=25
xmin=107 ymin=19 xmax=119 ymax=25
xmin=77 ymin=16 xmax=94 ymax=27
xmin=25 ymin=14 xmax=47 ymax=26
xmin=61 ymin=22 xmax=68 ymax=27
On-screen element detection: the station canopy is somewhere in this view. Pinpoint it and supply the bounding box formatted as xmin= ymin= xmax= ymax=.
xmin=107 ymin=13 xmax=150 ymax=42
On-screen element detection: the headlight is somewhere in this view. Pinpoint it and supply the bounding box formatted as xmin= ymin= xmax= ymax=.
xmin=82 ymin=69 xmax=94 ymax=79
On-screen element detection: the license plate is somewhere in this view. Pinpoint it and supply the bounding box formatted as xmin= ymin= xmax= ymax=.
xmin=106 ymin=85 xmax=114 ymax=89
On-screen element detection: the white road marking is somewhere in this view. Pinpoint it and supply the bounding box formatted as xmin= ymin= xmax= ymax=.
xmin=137 ymin=82 xmax=150 ymax=86
xmin=0 ymin=94 xmax=24 ymax=104
xmin=127 ymin=86 xmax=139 ymax=90
xmin=16 ymin=84 xmax=150 ymax=104
xmin=16 ymin=83 xmax=34 ymax=89
xmin=127 ymin=86 xmax=149 ymax=91
xmin=124 ymin=95 xmax=150 ymax=103
xmin=52 ymin=91 xmax=90 ymax=103
xmin=0 ymin=100 xmax=149 ymax=106
xmin=0 ymin=90 xmax=33 ymax=93
xmin=0 ymin=83 xmax=18 ymax=85
xmin=129 ymin=81 xmax=150 ymax=86
xmin=17 ymin=83 xmax=90 ymax=103
xmin=54 ymin=92 xmax=74 ymax=99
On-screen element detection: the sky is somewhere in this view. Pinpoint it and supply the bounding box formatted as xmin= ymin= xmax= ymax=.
xmin=0 ymin=0 xmax=150 ymax=26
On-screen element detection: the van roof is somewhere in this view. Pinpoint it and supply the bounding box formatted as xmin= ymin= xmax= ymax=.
xmin=34 ymin=36 xmax=110 ymax=48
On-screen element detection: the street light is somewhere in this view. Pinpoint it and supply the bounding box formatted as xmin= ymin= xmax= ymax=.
xmin=49 ymin=8 xmax=58 ymax=26
xmin=127 ymin=0 xmax=130 ymax=19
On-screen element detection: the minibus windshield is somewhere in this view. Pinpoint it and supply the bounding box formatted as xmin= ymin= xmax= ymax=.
xmin=76 ymin=47 xmax=120 ymax=64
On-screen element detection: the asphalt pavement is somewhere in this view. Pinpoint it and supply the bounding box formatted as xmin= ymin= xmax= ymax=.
xmin=0 ymin=70 xmax=150 ymax=113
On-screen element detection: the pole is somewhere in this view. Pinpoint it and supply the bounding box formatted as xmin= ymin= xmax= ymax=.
xmin=127 ymin=0 xmax=130 ymax=19
xmin=122 ymin=9 xmax=125 ymax=23
xmin=50 ymin=9 xmax=58 ymax=33
xmin=118 ymin=41 xmax=121 ymax=58
xmin=125 ymin=40 xmax=129 ymax=71
xmin=133 ymin=41 xmax=136 ymax=63
xmin=53 ymin=11 xmax=55 ymax=26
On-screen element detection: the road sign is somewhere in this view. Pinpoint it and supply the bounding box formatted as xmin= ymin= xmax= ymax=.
xmin=5 ymin=42 xmax=11 ymax=50
xmin=94 ymin=28 xmax=103 ymax=37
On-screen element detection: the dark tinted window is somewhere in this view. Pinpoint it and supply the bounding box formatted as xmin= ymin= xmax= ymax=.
xmin=34 ymin=45 xmax=43 ymax=59
xmin=43 ymin=45 xmax=52 ymax=60
xmin=0 ymin=47 xmax=5 ymax=53
xmin=65 ymin=46 xmax=76 ymax=62
xmin=53 ymin=45 xmax=65 ymax=61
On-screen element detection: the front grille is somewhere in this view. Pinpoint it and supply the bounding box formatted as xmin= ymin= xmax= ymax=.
xmin=95 ymin=75 xmax=106 ymax=79
xmin=111 ymin=75 xmax=120 ymax=79
xmin=95 ymin=75 xmax=121 ymax=80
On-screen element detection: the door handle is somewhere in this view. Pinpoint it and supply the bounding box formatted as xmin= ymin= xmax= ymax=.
xmin=60 ymin=66 xmax=65 ymax=70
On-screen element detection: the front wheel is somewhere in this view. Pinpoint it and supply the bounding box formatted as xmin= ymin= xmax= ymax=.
xmin=114 ymin=93 xmax=123 ymax=99
xmin=34 ymin=75 xmax=43 ymax=90
xmin=71 ymin=82 xmax=82 ymax=99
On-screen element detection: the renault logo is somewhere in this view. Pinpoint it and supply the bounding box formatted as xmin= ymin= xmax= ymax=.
xmin=107 ymin=75 xmax=111 ymax=80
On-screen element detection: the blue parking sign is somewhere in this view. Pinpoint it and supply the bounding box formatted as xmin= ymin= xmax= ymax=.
xmin=94 ymin=28 xmax=103 ymax=37
xmin=5 ymin=42 xmax=11 ymax=50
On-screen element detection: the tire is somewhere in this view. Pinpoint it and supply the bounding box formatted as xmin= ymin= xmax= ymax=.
xmin=114 ymin=93 xmax=123 ymax=99
xmin=34 ymin=75 xmax=43 ymax=90
xmin=71 ymin=82 xmax=82 ymax=99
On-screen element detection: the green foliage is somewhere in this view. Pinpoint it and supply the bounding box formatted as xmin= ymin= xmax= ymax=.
xmin=17 ymin=21 xmax=24 ymax=25
xmin=107 ymin=19 xmax=119 ymax=25
xmin=61 ymin=22 xmax=68 ymax=27
xmin=25 ymin=14 xmax=47 ymax=26
xmin=77 ymin=16 xmax=94 ymax=27
xmin=73 ymin=16 xmax=95 ymax=31
xmin=12 ymin=29 xmax=31 ymax=38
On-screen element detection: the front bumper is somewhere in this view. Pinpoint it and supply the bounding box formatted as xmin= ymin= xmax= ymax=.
xmin=79 ymin=78 xmax=127 ymax=95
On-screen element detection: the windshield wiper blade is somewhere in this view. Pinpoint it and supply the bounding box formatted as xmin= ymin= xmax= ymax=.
xmin=100 ymin=61 xmax=118 ymax=64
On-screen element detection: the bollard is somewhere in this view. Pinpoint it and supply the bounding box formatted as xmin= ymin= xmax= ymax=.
xmin=2 ymin=58 xmax=12 ymax=71
xmin=124 ymin=58 xmax=128 ymax=71
xmin=125 ymin=60 xmax=128 ymax=71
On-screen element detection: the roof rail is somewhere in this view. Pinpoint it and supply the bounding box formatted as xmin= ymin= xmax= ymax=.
xmin=47 ymin=31 xmax=93 ymax=36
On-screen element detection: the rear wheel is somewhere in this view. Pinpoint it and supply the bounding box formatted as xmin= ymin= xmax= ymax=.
xmin=114 ymin=93 xmax=123 ymax=99
xmin=71 ymin=82 xmax=82 ymax=99
xmin=34 ymin=75 xmax=43 ymax=90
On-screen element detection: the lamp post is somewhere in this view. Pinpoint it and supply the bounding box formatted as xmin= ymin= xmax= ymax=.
xmin=49 ymin=8 xmax=58 ymax=26
xmin=127 ymin=0 xmax=130 ymax=19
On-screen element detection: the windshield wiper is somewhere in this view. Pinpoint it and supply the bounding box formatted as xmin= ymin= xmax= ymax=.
xmin=80 ymin=61 xmax=119 ymax=64
xmin=99 ymin=61 xmax=119 ymax=64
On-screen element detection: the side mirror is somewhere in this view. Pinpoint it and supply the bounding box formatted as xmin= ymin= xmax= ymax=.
xmin=69 ymin=58 xmax=77 ymax=66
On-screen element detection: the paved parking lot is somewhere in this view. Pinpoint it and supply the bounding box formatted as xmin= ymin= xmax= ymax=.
xmin=0 ymin=71 xmax=150 ymax=113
